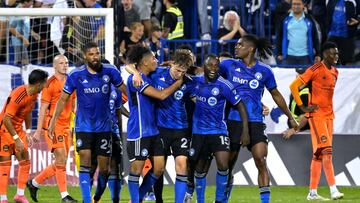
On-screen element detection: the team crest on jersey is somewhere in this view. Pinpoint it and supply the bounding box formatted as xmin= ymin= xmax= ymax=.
xmin=102 ymin=84 xmax=109 ymax=94
xmin=211 ymin=87 xmax=220 ymax=96
xmin=321 ymin=135 xmax=327 ymax=143
xmin=180 ymin=84 xmax=187 ymax=90
xmin=174 ymin=90 xmax=184 ymax=100
xmin=76 ymin=139 xmax=83 ymax=147
xmin=208 ymin=97 xmax=217 ymax=106
xmin=189 ymin=148 xmax=195 ymax=156
xmin=58 ymin=135 xmax=64 ymax=142
xmin=3 ymin=145 xmax=9 ymax=152
xmin=255 ymin=72 xmax=263 ymax=80
xmin=249 ymin=79 xmax=259 ymax=89
xmin=102 ymin=75 xmax=110 ymax=83
xmin=141 ymin=148 xmax=148 ymax=157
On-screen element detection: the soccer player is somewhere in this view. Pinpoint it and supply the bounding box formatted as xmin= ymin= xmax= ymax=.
xmin=289 ymin=42 xmax=344 ymax=200
xmin=188 ymin=54 xmax=249 ymax=203
xmin=125 ymin=45 xmax=184 ymax=203
xmin=26 ymin=55 xmax=77 ymax=203
xmin=220 ymin=34 xmax=298 ymax=203
xmin=0 ymin=69 xmax=48 ymax=203
xmin=47 ymin=42 xmax=125 ymax=203
xmin=142 ymin=49 xmax=194 ymax=203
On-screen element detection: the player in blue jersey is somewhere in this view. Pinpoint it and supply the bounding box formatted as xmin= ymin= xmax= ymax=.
xmin=48 ymin=42 xmax=126 ymax=203
xmin=188 ymin=54 xmax=249 ymax=203
xmin=142 ymin=49 xmax=194 ymax=203
xmin=125 ymin=45 xmax=185 ymax=203
xmin=219 ymin=35 xmax=299 ymax=203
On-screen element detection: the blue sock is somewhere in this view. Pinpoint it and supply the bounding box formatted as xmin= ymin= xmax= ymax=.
xmin=216 ymin=169 xmax=229 ymax=202
xmin=195 ymin=172 xmax=207 ymax=203
xmin=79 ymin=166 xmax=91 ymax=203
xmin=175 ymin=174 xmax=187 ymax=203
xmin=94 ymin=172 xmax=109 ymax=201
xmin=139 ymin=172 xmax=159 ymax=201
xmin=128 ymin=173 xmax=140 ymax=203
xmin=260 ymin=186 xmax=270 ymax=203
xmin=108 ymin=174 xmax=121 ymax=203
xmin=225 ymin=175 xmax=234 ymax=203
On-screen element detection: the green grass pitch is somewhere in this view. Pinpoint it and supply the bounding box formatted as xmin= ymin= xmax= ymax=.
xmin=7 ymin=185 xmax=360 ymax=202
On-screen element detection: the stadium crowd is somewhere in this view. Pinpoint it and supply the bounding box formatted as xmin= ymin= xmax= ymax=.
xmin=0 ymin=0 xmax=359 ymax=66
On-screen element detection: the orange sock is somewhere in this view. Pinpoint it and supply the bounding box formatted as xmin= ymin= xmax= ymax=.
xmin=18 ymin=160 xmax=31 ymax=190
xmin=34 ymin=164 xmax=56 ymax=185
xmin=323 ymin=154 xmax=336 ymax=186
xmin=310 ymin=158 xmax=322 ymax=189
xmin=55 ymin=164 xmax=67 ymax=193
xmin=0 ymin=160 xmax=12 ymax=197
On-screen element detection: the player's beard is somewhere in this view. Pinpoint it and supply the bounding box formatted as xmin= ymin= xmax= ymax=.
xmin=88 ymin=60 xmax=102 ymax=72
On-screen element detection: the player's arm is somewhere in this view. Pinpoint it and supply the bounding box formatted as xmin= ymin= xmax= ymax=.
xmin=142 ymin=78 xmax=183 ymax=100
xmin=269 ymin=88 xmax=299 ymax=131
xmin=3 ymin=115 xmax=24 ymax=151
xmin=119 ymin=83 xmax=127 ymax=97
xmin=48 ymin=92 xmax=71 ymax=139
xmin=120 ymin=106 xmax=129 ymax=118
xmin=262 ymin=102 xmax=270 ymax=116
xmin=289 ymin=77 xmax=318 ymax=113
xmin=234 ymin=100 xmax=250 ymax=146
xmin=283 ymin=115 xmax=309 ymax=139
xmin=124 ymin=64 xmax=143 ymax=87
xmin=33 ymin=102 xmax=50 ymax=142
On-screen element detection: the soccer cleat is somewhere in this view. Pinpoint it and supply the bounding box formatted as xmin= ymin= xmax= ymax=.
xmin=331 ymin=191 xmax=344 ymax=200
xmin=306 ymin=193 xmax=330 ymax=201
xmin=13 ymin=194 xmax=29 ymax=203
xmin=184 ymin=192 xmax=193 ymax=203
xmin=92 ymin=195 xmax=100 ymax=203
xmin=26 ymin=179 xmax=39 ymax=202
xmin=62 ymin=195 xmax=78 ymax=203
xmin=0 ymin=200 xmax=8 ymax=203
xmin=143 ymin=192 xmax=156 ymax=201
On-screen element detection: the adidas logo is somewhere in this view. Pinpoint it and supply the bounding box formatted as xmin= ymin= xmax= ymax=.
xmin=159 ymin=77 xmax=165 ymax=82
xmin=82 ymin=79 xmax=88 ymax=84
xmin=81 ymin=180 xmax=88 ymax=184
xmin=235 ymin=68 xmax=241 ymax=72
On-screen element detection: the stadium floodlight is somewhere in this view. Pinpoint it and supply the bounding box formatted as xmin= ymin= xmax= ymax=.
xmin=0 ymin=8 xmax=114 ymax=65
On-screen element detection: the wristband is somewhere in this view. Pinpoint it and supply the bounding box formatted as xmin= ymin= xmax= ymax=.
xmin=26 ymin=129 xmax=31 ymax=134
xmin=13 ymin=134 xmax=19 ymax=140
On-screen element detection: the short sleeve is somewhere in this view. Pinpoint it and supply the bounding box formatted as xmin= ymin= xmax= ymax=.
xmin=264 ymin=68 xmax=277 ymax=91
xmin=41 ymin=83 xmax=52 ymax=103
xmin=63 ymin=75 xmax=76 ymax=94
xmin=299 ymin=68 xmax=315 ymax=84
xmin=219 ymin=59 xmax=234 ymax=79
xmin=221 ymin=80 xmax=241 ymax=105
xmin=111 ymin=67 xmax=123 ymax=87
xmin=128 ymin=74 xmax=150 ymax=93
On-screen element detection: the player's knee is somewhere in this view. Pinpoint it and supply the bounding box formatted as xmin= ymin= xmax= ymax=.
xmin=254 ymin=157 xmax=267 ymax=170
xmin=216 ymin=161 xmax=229 ymax=171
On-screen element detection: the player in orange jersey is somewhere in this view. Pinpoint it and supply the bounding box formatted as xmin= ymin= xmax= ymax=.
xmin=26 ymin=55 xmax=77 ymax=203
xmin=0 ymin=69 xmax=48 ymax=203
xmin=290 ymin=41 xmax=344 ymax=201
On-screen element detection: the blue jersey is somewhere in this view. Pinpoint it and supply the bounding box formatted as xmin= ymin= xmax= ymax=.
xmin=64 ymin=64 xmax=123 ymax=133
xmin=219 ymin=59 xmax=277 ymax=122
xmin=126 ymin=73 xmax=159 ymax=140
xmin=150 ymin=67 xmax=192 ymax=129
xmin=109 ymin=85 xmax=122 ymax=137
xmin=192 ymin=75 xmax=241 ymax=135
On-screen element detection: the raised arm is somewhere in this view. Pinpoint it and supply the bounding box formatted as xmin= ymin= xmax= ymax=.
xmin=48 ymin=92 xmax=71 ymax=139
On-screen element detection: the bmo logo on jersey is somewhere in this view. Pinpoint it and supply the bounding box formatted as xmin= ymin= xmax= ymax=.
xmin=84 ymin=87 xmax=100 ymax=93
xmin=208 ymin=96 xmax=217 ymax=106
xmin=233 ymin=76 xmax=248 ymax=84
xmin=174 ymin=90 xmax=184 ymax=100
xmin=249 ymin=79 xmax=259 ymax=89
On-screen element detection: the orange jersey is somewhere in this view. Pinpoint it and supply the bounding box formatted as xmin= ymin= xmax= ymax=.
xmin=0 ymin=85 xmax=38 ymax=132
xmin=299 ymin=62 xmax=338 ymax=119
xmin=41 ymin=75 xmax=75 ymax=128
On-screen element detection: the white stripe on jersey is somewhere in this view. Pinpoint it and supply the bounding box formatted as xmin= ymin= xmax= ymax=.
xmin=218 ymin=76 xmax=235 ymax=90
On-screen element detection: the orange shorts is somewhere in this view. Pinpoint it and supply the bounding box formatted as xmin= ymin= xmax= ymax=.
xmin=44 ymin=127 xmax=71 ymax=153
xmin=0 ymin=128 xmax=28 ymax=157
xmin=308 ymin=117 xmax=333 ymax=154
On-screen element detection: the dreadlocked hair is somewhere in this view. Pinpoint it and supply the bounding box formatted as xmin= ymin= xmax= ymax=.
xmin=242 ymin=34 xmax=273 ymax=60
